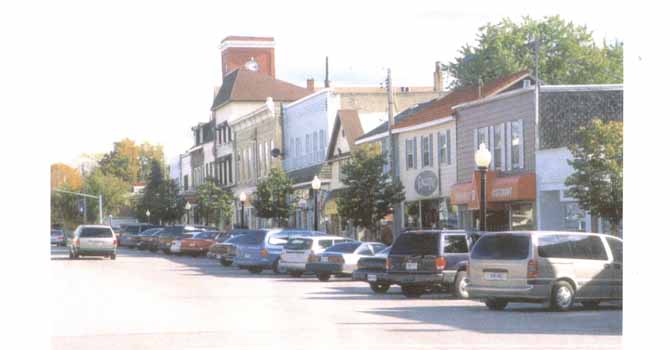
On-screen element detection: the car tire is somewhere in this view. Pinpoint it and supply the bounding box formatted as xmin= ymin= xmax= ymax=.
xmin=453 ymin=271 xmax=469 ymax=299
xmin=485 ymin=299 xmax=508 ymax=310
xmin=317 ymin=273 xmax=331 ymax=282
xmin=551 ymin=281 xmax=575 ymax=311
xmin=248 ymin=267 xmax=263 ymax=274
xmin=401 ymin=285 xmax=424 ymax=298
xmin=581 ymin=301 xmax=600 ymax=309
xmin=369 ymin=283 xmax=390 ymax=294
xmin=110 ymin=253 xmax=116 ymax=260
xmin=220 ymin=259 xmax=232 ymax=267
xmin=289 ymin=271 xmax=303 ymax=278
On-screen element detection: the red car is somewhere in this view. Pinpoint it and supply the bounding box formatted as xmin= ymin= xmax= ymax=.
xmin=180 ymin=231 xmax=221 ymax=257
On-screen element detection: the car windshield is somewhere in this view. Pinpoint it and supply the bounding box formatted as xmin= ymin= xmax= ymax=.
xmin=194 ymin=231 xmax=217 ymax=240
xmin=390 ymin=233 xmax=439 ymax=256
xmin=236 ymin=230 xmax=267 ymax=245
xmin=325 ymin=242 xmax=361 ymax=253
xmin=285 ymin=238 xmax=313 ymax=250
xmin=51 ymin=230 xmax=63 ymax=236
xmin=79 ymin=227 xmax=113 ymax=238
xmin=471 ymin=234 xmax=530 ymax=260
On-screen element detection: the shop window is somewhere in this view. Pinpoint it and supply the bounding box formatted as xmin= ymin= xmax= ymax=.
xmin=511 ymin=203 xmax=535 ymax=230
xmin=438 ymin=199 xmax=458 ymax=228
xmin=403 ymin=201 xmax=420 ymax=228
xmin=563 ymin=202 xmax=586 ymax=231
xmin=477 ymin=127 xmax=489 ymax=150
xmin=511 ymin=120 xmax=523 ymax=169
xmin=421 ymin=199 xmax=440 ymax=229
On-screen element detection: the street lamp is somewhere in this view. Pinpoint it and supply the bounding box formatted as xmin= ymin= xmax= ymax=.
xmin=146 ymin=210 xmax=151 ymax=224
xmin=311 ymin=175 xmax=321 ymax=231
xmin=239 ymin=191 xmax=247 ymax=229
xmin=184 ymin=202 xmax=192 ymax=224
xmin=474 ymin=143 xmax=492 ymax=232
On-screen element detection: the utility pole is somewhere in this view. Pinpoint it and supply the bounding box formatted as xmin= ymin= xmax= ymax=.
xmin=325 ymin=56 xmax=330 ymax=88
xmin=532 ymin=36 xmax=542 ymax=231
xmin=385 ymin=68 xmax=399 ymax=238
xmin=55 ymin=189 xmax=104 ymax=224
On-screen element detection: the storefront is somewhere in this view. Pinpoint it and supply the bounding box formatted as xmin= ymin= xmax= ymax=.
xmin=401 ymin=169 xmax=459 ymax=230
xmin=451 ymin=171 xmax=536 ymax=231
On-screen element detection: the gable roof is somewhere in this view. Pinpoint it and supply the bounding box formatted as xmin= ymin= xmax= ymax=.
xmin=326 ymin=110 xmax=361 ymax=160
xmin=211 ymin=68 xmax=311 ymax=111
xmin=391 ymin=70 xmax=531 ymax=130
xmin=355 ymin=99 xmax=437 ymax=143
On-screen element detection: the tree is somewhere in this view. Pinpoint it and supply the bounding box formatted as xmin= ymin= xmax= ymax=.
xmin=51 ymin=163 xmax=83 ymax=191
xmin=135 ymin=160 xmax=184 ymax=225
xmin=98 ymin=138 xmax=164 ymax=185
xmin=196 ymin=178 xmax=234 ymax=227
xmin=446 ymin=16 xmax=623 ymax=88
xmin=84 ymin=168 xmax=132 ymax=219
xmin=51 ymin=183 xmax=82 ymax=229
xmin=252 ymin=168 xmax=296 ymax=227
xmin=336 ymin=145 xmax=405 ymax=240
xmin=565 ymin=119 xmax=623 ymax=235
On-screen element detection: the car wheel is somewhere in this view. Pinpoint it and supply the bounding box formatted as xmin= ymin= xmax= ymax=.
xmin=289 ymin=271 xmax=303 ymax=278
xmin=485 ymin=298 xmax=508 ymax=310
xmin=581 ymin=301 xmax=600 ymax=309
xmin=110 ymin=253 xmax=116 ymax=260
xmin=401 ymin=285 xmax=424 ymax=298
xmin=248 ymin=267 xmax=263 ymax=274
xmin=453 ymin=271 xmax=469 ymax=299
xmin=369 ymin=283 xmax=390 ymax=294
xmin=220 ymin=259 xmax=232 ymax=267
xmin=551 ymin=281 xmax=575 ymax=311
xmin=317 ymin=273 xmax=331 ymax=282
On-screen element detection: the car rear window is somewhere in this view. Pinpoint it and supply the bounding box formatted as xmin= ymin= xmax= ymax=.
xmin=51 ymin=230 xmax=63 ymax=236
xmin=194 ymin=231 xmax=217 ymax=240
xmin=471 ymin=234 xmax=530 ymax=260
xmin=286 ymin=238 xmax=313 ymax=250
xmin=237 ymin=230 xmax=267 ymax=245
xmin=444 ymin=235 xmax=468 ymax=253
xmin=325 ymin=242 xmax=361 ymax=253
xmin=390 ymin=233 xmax=439 ymax=256
xmin=538 ymin=234 xmax=608 ymax=260
xmin=79 ymin=227 xmax=113 ymax=238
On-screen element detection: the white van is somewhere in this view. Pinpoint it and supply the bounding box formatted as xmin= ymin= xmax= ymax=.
xmin=466 ymin=231 xmax=622 ymax=311
xmin=69 ymin=225 xmax=117 ymax=260
xmin=279 ymin=235 xmax=354 ymax=277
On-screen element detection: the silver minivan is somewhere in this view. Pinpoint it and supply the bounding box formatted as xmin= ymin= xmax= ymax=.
xmin=467 ymin=231 xmax=622 ymax=311
xmin=69 ymin=225 xmax=118 ymax=260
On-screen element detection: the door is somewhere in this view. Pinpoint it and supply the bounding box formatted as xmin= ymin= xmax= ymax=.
xmin=605 ymin=237 xmax=623 ymax=299
xmin=569 ymin=235 xmax=609 ymax=299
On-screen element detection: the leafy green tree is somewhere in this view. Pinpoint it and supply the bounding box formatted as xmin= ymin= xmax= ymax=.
xmin=84 ymin=168 xmax=132 ymax=220
xmin=252 ymin=168 xmax=296 ymax=227
xmin=51 ymin=183 xmax=83 ymax=229
xmin=161 ymin=179 xmax=186 ymax=225
xmin=446 ymin=16 xmax=623 ymax=88
xmin=336 ymin=145 xmax=405 ymax=240
xmin=565 ymin=119 xmax=623 ymax=235
xmin=135 ymin=160 xmax=185 ymax=225
xmin=196 ymin=178 xmax=234 ymax=227
xmin=98 ymin=138 xmax=164 ymax=185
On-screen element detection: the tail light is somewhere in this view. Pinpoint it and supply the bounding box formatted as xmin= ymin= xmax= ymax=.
xmin=112 ymin=238 xmax=117 ymax=247
xmin=527 ymin=259 xmax=539 ymax=279
xmin=260 ymin=249 xmax=269 ymax=257
xmin=74 ymin=238 xmax=79 ymax=247
xmin=435 ymin=256 xmax=446 ymax=270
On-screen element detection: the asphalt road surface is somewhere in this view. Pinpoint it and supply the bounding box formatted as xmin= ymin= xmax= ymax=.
xmin=51 ymin=246 xmax=622 ymax=350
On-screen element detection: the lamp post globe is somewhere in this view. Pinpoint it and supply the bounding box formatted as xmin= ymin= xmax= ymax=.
xmin=146 ymin=210 xmax=151 ymax=223
xmin=474 ymin=143 xmax=491 ymax=232
xmin=184 ymin=202 xmax=191 ymax=224
xmin=311 ymin=176 xmax=321 ymax=231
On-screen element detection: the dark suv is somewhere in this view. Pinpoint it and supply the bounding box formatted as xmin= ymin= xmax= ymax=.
xmin=386 ymin=229 xmax=480 ymax=299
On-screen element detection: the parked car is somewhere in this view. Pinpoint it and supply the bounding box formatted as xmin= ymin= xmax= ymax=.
xmin=352 ymin=247 xmax=392 ymax=293
xmin=51 ymin=229 xmax=66 ymax=246
xmin=158 ymin=225 xmax=207 ymax=254
xmin=234 ymin=229 xmax=325 ymax=274
xmin=206 ymin=230 xmax=246 ymax=259
xmin=68 ymin=225 xmax=117 ymax=260
xmin=119 ymin=231 xmax=140 ymax=248
xmin=136 ymin=228 xmax=164 ymax=250
xmin=466 ymin=231 xmax=623 ymax=311
xmin=144 ymin=229 xmax=164 ymax=252
xmin=385 ymin=229 xmax=480 ymax=299
xmin=306 ymin=241 xmax=387 ymax=282
xmin=118 ymin=223 xmax=159 ymax=245
xmin=279 ymin=235 xmax=354 ymax=277
xmin=179 ymin=231 xmax=220 ymax=257
xmin=209 ymin=230 xmax=254 ymax=266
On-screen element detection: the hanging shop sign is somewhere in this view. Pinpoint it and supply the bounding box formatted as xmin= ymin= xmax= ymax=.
xmin=414 ymin=170 xmax=438 ymax=196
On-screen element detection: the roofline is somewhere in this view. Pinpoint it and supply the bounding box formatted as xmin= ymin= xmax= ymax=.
xmin=229 ymin=100 xmax=274 ymax=127
xmin=452 ymin=87 xmax=534 ymax=111
xmin=355 ymin=132 xmax=387 ymax=145
xmin=292 ymin=179 xmax=331 ymax=189
xmin=218 ymin=38 xmax=275 ymax=50
xmin=540 ymin=84 xmax=624 ymax=92
xmin=392 ymin=116 xmax=455 ymax=134
xmin=283 ymin=88 xmax=333 ymax=109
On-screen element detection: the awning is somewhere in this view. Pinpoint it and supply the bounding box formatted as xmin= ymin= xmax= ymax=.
xmin=451 ymin=171 xmax=536 ymax=210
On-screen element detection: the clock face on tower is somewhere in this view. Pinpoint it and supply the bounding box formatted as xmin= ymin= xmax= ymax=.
xmin=244 ymin=58 xmax=259 ymax=71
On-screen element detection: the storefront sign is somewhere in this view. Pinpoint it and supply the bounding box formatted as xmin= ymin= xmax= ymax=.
xmin=415 ymin=170 xmax=438 ymax=196
xmin=491 ymin=187 xmax=513 ymax=200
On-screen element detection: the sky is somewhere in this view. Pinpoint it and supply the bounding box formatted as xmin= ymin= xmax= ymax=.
xmin=2 ymin=0 xmax=625 ymax=167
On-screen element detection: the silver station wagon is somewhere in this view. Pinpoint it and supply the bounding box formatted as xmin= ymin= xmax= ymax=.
xmin=466 ymin=231 xmax=622 ymax=311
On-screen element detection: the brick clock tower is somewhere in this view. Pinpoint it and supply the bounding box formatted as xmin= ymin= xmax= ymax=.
xmin=219 ymin=36 xmax=276 ymax=80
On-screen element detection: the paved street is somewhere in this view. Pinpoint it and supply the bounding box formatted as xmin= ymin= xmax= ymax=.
xmin=51 ymin=246 xmax=622 ymax=350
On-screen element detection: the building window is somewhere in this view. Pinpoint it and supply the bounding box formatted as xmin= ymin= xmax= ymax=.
xmin=381 ymin=138 xmax=390 ymax=174
xmin=421 ymin=135 xmax=433 ymax=168
xmin=319 ymin=129 xmax=325 ymax=160
xmin=306 ymin=134 xmax=311 ymax=162
xmin=446 ymin=129 xmax=452 ymax=165
xmin=312 ymin=131 xmax=318 ymax=161
xmin=259 ymin=144 xmax=264 ymax=176
xmin=511 ymin=120 xmax=523 ymax=169
xmin=494 ymin=124 xmax=505 ymax=171
xmin=228 ymin=157 xmax=233 ymax=184
xmin=405 ymin=138 xmax=415 ymax=170
xmin=438 ymin=132 xmax=446 ymax=164
xmin=183 ymin=175 xmax=189 ymax=191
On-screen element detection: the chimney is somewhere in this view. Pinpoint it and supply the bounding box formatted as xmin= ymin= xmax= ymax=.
xmin=433 ymin=61 xmax=444 ymax=92
xmin=219 ymin=36 xmax=276 ymax=81
xmin=325 ymin=56 xmax=330 ymax=88
xmin=306 ymin=78 xmax=315 ymax=91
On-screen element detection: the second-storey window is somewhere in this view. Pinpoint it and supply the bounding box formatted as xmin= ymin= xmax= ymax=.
xmin=305 ymin=134 xmax=311 ymax=162
xmin=438 ymin=132 xmax=446 ymax=164
xmin=421 ymin=135 xmax=433 ymax=167
xmin=494 ymin=124 xmax=505 ymax=171
xmin=511 ymin=120 xmax=523 ymax=169
xmin=405 ymin=138 xmax=416 ymax=170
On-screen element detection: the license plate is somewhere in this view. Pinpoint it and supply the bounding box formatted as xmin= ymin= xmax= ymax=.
xmin=484 ymin=272 xmax=508 ymax=281
xmin=367 ymin=274 xmax=377 ymax=282
xmin=405 ymin=262 xmax=418 ymax=271
xmin=321 ymin=256 xmax=329 ymax=263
